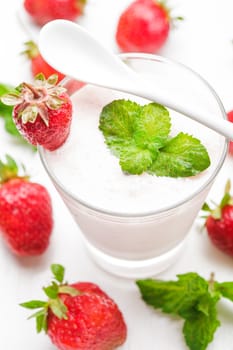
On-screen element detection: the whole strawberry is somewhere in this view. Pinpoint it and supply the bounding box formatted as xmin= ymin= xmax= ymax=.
xmin=21 ymin=264 xmax=127 ymax=350
xmin=227 ymin=110 xmax=233 ymax=155
xmin=23 ymin=41 xmax=65 ymax=83
xmin=202 ymin=180 xmax=233 ymax=257
xmin=0 ymin=155 xmax=53 ymax=256
xmin=1 ymin=74 xmax=73 ymax=151
xmin=116 ymin=0 xmax=182 ymax=53
xmin=24 ymin=0 xmax=87 ymax=27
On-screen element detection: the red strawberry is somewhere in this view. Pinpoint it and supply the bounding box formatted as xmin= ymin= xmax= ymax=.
xmin=24 ymin=0 xmax=87 ymax=27
xmin=0 ymin=155 xmax=53 ymax=256
xmin=116 ymin=0 xmax=182 ymax=53
xmin=20 ymin=264 xmax=127 ymax=350
xmin=227 ymin=110 xmax=233 ymax=155
xmin=1 ymin=74 xmax=73 ymax=151
xmin=23 ymin=41 xmax=65 ymax=83
xmin=202 ymin=180 xmax=233 ymax=257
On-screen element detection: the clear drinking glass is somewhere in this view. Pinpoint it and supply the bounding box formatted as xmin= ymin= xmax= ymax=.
xmin=39 ymin=53 xmax=227 ymax=278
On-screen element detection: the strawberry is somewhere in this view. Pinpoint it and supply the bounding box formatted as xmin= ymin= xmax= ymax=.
xmin=0 ymin=155 xmax=53 ymax=256
xmin=1 ymin=74 xmax=73 ymax=151
xmin=116 ymin=0 xmax=182 ymax=53
xmin=20 ymin=264 xmax=127 ymax=350
xmin=227 ymin=110 xmax=233 ymax=155
xmin=24 ymin=0 xmax=87 ymax=27
xmin=202 ymin=180 xmax=233 ymax=257
xmin=23 ymin=41 xmax=65 ymax=83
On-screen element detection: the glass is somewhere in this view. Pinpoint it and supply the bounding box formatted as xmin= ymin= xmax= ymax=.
xmin=39 ymin=53 xmax=227 ymax=278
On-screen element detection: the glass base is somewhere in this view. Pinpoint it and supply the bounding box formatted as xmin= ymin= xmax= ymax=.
xmin=84 ymin=239 xmax=186 ymax=279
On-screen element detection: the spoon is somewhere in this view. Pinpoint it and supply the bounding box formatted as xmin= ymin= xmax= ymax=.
xmin=38 ymin=19 xmax=233 ymax=140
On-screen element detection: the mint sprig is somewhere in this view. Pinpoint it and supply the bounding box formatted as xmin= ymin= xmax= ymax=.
xmin=99 ymin=99 xmax=210 ymax=177
xmin=148 ymin=132 xmax=211 ymax=177
xmin=136 ymin=272 xmax=233 ymax=350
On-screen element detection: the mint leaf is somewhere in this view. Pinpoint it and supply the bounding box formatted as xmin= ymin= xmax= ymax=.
xmin=136 ymin=273 xmax=208 ymax=318
xmin=134 ymin=102 xmax=171 ymax=150
xmin=215 ymin=281 xmax=233 ymax=301
xmin=99 ymin=99 xmax=141 ymax=159
xmin=136 ymin=272 xmax=228 ymax=350
xmin=148 ymin=133 xmax=211 ymax=177
xmin=120 ymin=145 xmax=156 ymax=175
xmin=183 ymin=294 xmax=220 ymax=350
xmin=0 ymin=84 xmax=18 ymax=135
xmin=99 ymin=99 xmax=140 ymax=140
xmin=99 ymin=99 xmax=210 ymax=177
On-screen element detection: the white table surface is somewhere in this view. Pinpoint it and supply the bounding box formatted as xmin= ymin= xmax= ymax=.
xmin=1 ymin=1 xmax=233 ymax=349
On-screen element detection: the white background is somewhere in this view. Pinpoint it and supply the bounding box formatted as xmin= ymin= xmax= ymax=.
xmin=1 ymin=0 xmax=233 ymax=349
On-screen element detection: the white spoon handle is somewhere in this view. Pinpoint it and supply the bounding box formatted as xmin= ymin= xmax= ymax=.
xmin=134 ymin=85 xmax=231 ymax=140
xmin=103 ymin=76 xmax=233 ymax=140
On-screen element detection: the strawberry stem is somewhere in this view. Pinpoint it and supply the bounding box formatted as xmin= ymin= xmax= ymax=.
xmin=22 ymin=82 xmax=45 ymax=100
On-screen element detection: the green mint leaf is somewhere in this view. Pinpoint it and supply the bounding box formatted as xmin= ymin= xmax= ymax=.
xmin=99 ymin=99 xmax=210 ymax=177
xmin=183 ymin=294 xmax=220 ymax=350
xmin=51 ymin=263 xmax=65 ymax=283
xmin=0 ymin=84 xmax=18 ymax=135
xmin=134 ymin=102 xmax=171 ymax=150
xmin=215 ymin=281 xmax=233 ymax=301
xmin=197 ymin=294 xmax=211 ymax=316
xmin=20 ymin=300 xmax=47 ymax=309
xmin=99 ymin=99 xmax=140 ymax=140
xmin=136 ymin=273 xmax=224 ymax=350
xmin=4 ymin=112 xmax=19 ymax=136
xmin=136 ymin=273 xmax=208 ymax=318
xmin=99 ymin=100 xmax=141 ymax=160
xmin=120 ymin=145 xmax=156 ymax=175
xmin=0 ymin=83 xmax=14 ymax=96
xmin=105 ymin=137 xmax=132 ymax=157
xmin=148 ymin=132 xmax=210 ymax=177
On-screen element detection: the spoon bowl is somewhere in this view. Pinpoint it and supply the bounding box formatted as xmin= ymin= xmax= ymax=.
xmin=39 ymin=19 xmax=233 ymax=140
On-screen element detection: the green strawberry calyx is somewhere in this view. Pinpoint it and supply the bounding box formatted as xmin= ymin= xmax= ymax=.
xmin=76 ymin=0 xmax=87 ymax=14
xmin=20 ymin=264 xmax=80 ymax=333
xmin=0 ymin=154 xmax=29 ymax=184
xmin=156 ymin=0 xmax=184 ymax=27
xmin=0 ymin=74 xmax=67 ymax=127
xmin=22 ymin=40 xmax=40 ymax=59
xmin=202 ymin=179 xmax=233 ymax=220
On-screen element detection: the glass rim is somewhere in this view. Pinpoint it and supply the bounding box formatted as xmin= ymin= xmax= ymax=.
xmin=38 ymin=53 xmax=228 ymax=218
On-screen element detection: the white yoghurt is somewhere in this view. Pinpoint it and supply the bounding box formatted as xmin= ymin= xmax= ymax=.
xmin=44 ymin=85 xmax=225 ymax=215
